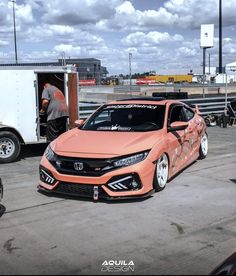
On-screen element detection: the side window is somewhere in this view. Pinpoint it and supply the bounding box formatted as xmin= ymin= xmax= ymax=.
xmin=184 ymin=107 xmax=195 ymax=121
xmin=169 ymin=105 xmax=186 ymax=124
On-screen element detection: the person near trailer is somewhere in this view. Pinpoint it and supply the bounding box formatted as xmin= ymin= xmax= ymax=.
xmin=39 ymin=83 xmax=69 ymax=142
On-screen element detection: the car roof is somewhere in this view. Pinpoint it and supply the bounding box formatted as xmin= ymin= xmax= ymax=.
xmin=108 ymin=97 xmax=183 ymax=106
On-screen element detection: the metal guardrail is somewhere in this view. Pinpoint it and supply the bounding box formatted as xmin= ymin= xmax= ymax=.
xmin=79 ymin=102 xmax=102 ymax=119
xmin=79 ymin=96 xmax=236 ymax=119
xmin=181 ymin=96 xmax=236 ymax=116
xmin=114 ymin=86 xmax=141 ymax=93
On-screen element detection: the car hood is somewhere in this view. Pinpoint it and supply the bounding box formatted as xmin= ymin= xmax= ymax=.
xmin=53 ymin=128 xmax=165 ymax=158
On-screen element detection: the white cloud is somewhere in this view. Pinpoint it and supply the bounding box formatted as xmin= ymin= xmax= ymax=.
xmin=0 ymin=40 xmax=9 ymax=46
xmin=41 ymin=0 xmax=120 ymax=25
xmin=22 ymin=24 xmax=104 ymax=47
xmin=16 ymin=4 xmax=34 ymax=24
xmin=223 ymin=40 xmax=236 ymax=54
xmin=97 ymin=0 xmax=236 ymax=31
xmin=54 ymin=44 xmax=81 ymax=55
xmin=49 ymin=25 xmax=74 ymax=35
xmin=101 ymin=2 xmax=179 ymax=31
xmin=122 ymin=31 xmax=184 ymax=47
xmin=224 ymin=38 xmax=233 ymax=43
xmin=164 ymin=0 xmax=236 ymax=28
xmin=176 ymin=46 xmax=197 ymax=57
xmin=22 ymin=50 xmax=60 ymax=62
xmin=116 ymin=1 xmax=135 ymax=14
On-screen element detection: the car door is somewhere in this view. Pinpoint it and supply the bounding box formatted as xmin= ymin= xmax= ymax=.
xmin=167 ymin=104 xmax=191 ymax=174
xmin=182 ymin=105 xmax=199 ymax=159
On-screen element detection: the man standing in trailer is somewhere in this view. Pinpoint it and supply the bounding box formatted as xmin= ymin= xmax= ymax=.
xmin=40 ymin=83 xmax=69 ymax=142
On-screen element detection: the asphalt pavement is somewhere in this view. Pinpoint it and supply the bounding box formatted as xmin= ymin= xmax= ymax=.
xmin=0 ymin=126 xmax=236 ymax=275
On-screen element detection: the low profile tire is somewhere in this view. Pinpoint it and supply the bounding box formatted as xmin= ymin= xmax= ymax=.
xmin=0 ymin=131 xmax=21 ymax=163
xmin=199 ymin=132 xmax=208 ymax=159
xmin=153 ymin=153 xmax=169 ymax=192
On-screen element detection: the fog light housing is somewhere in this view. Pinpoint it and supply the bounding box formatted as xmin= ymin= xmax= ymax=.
xmin=39 ymin=166 xmax=56 ymax=185
xmin=107 ymin=174 xmax=141 ymax=192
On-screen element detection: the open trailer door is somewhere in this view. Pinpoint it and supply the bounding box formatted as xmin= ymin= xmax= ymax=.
xmin=67 ymin=72 xmax=79 ymax=129
xmin=35 ymin=68 xmax=79 ymax=140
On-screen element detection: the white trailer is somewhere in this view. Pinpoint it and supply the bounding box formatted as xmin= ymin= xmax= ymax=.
xmin=0 ymin=66 xmax=79 ymax=163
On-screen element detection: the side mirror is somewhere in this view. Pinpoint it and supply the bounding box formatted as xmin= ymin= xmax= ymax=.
xmin=168 ymin=121 xmax=189 ymax=132
xmin=75 ymin=119 xmax=85 ymax=127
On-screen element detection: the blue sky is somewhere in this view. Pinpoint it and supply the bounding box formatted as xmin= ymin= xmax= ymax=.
xmin=0 ymin=0 xmax=236 ymax=75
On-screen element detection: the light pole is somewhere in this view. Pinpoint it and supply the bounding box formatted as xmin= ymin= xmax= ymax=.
xmin=200 ymin=24 xmax=214 ymax=98
xmin=129 ymin=52 xmax=132 ymax=93
xmin=10 ymin=0 xmax=18 ymax=64
xmin=209 ymin=52 xmax=211 ymax=75
xmin=219 ymin=0 xmax=223 ymax=74
xmin=61 ymin=51 xmax=66 ymax=66
xmin=202 ymin=47 xmax=207 ymax=98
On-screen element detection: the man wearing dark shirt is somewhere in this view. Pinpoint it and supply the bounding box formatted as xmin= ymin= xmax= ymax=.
xmin=40 ymin=83 xmax=69 ymax=142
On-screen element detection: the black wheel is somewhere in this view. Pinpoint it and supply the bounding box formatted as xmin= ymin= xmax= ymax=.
xmin=0 ymin=131 xmax=21 ymax=163
xmin=199 ymin=132 xmax=208 ymax=159
xmin=153 ymin=153 xmax=169 ymax=192
xmin=205 ymin=117 xmax=211 ymax=127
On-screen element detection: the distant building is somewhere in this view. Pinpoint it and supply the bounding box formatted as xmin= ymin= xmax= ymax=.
xmin=0 ymin=58 xmax=108 ymax=84
xmin=58 ymin=58 xmax=108 ymax=84
xmin=213 ymin=62 xmax=236 ymax=83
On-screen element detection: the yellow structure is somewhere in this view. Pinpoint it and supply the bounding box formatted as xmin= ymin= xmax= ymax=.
xmin=147 ymin=75 xmax=192 ymax=83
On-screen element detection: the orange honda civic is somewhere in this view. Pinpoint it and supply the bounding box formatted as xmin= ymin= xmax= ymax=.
xmin=38 ymin=97 xmax=208 ymax=200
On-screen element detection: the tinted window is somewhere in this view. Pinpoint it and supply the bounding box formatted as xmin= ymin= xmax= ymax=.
xmin=184 ymin=107 xmax=195 ymax=121
xmin=81 ymin=104 xmax=166 ymax=132
xmin=169 ymin=105 xmax=186 ymax=124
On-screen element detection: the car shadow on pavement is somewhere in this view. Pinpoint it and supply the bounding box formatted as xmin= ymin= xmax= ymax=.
xmin=168 ymin=160 xmax=198 ymax=183
xmin=0 ymin=204 xmax=6 ymax=218
xmin=37 ymin=189 xmax=151 ymax=204
xmin=20 ymin=143 xmax=48 ymax=160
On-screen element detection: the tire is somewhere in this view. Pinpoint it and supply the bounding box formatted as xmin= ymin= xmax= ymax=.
xmin=199 ymin=132 xmax=208 ymax=159
xmin=205 ymin=117 xmax=211 ymax=127
xmin=0 ymin=131 xmax=21 ymax=163
xmin=153 ymin=153 xmax=169 ymax=192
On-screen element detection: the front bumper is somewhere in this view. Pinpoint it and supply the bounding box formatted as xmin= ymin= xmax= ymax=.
xmin=38 ymin=183 xmax=155 ymax=201
xmin=38 ymin=155 xmax=155 ymax=200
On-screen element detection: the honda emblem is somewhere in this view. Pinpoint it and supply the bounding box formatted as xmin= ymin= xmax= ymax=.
xmin=74 ymin=162 xmax=84 ymax=171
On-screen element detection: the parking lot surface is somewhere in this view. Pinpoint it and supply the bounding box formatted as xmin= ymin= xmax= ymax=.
xmin=0 ymin=126 xmax=236 ymax=275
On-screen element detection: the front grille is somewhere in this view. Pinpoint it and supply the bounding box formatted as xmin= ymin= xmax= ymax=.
xmin=53 ymin=156 xmax=114 ymax=177
xmin=55 ymin=182 xmax=108 ymax=199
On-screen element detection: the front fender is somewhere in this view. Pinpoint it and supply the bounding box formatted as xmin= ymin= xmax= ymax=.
xmin=148 ymin=136 xmax=170 ymax=163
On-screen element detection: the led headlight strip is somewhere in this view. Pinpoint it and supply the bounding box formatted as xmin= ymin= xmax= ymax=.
xmin=113 ymin=151 xmax=149 ymax=168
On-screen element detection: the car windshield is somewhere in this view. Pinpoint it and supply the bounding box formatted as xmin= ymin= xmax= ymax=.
xmin=81 ymin=104 xmax=166 ymax=132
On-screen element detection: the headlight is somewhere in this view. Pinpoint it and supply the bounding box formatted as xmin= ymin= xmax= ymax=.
xmin=44 ymin=145 xmax=57 ymax=162
xmin=113 ymin=151 xmax=149 ymax=168
xmin=43 ymin=145 xmax=61 ymax=168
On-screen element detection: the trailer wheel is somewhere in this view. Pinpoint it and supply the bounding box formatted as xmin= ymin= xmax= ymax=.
xmin=0 ymin=131 xmax=21 ymax=163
